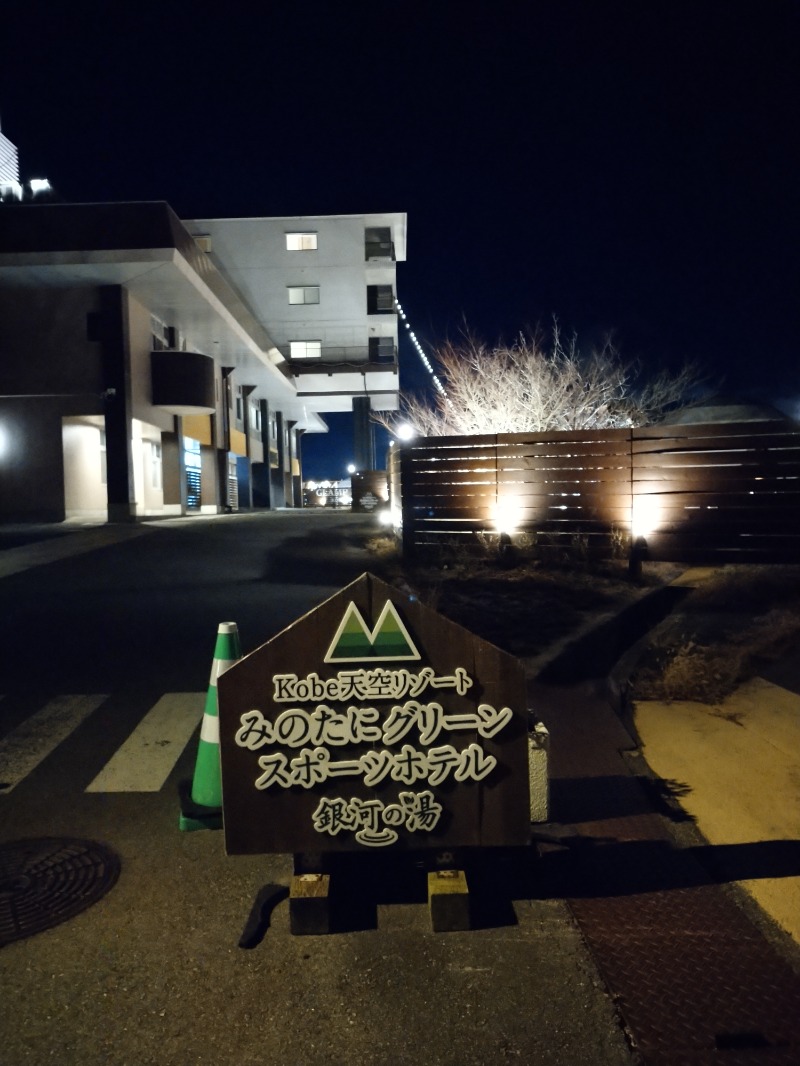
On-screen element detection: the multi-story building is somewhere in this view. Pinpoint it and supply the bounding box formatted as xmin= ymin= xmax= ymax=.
xmin=0 ymin=201 xmax=405 ymax=522
xmin=182 ymin=213 xmax=406 ymax=470
xmin=0 ymin=121 xmax=22 ymax=201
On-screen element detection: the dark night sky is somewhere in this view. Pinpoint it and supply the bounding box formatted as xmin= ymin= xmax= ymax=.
xmin=2 ymin=1 xmax=798 ymax=477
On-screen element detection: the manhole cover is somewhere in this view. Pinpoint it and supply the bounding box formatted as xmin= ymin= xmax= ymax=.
xmin=0 ymin=837 xmax=121 ymax=946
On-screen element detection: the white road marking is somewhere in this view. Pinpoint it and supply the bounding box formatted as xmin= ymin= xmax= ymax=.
xmin=0 ymin=694 xmax=108 ymax=793
xmin=85 ymin=692 xmax=203 ymax=792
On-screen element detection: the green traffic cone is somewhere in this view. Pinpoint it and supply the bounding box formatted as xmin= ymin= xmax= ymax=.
xmin=179 ymin=621 xmax=241 ymax=831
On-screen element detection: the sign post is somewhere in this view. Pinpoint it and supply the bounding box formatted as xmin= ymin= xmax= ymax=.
xmin=218 ymin=572 xmax=533 ymax=930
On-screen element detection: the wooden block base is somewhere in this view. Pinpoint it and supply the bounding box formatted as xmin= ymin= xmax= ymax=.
xmin=289 ymin=873 xmax=331 ymax=935
xmin=428 ymin=869 xmax=471 ymax=932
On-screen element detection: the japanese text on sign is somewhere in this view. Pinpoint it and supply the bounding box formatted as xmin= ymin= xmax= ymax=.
xmin=234 ymin=663 xmax=514 ymax=847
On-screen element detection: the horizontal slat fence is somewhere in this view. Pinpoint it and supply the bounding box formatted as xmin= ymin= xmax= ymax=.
xmin=632 ymin=419 xmax=800 ymax=563
xmin=390 ymin=419 xmax=800 ymax=564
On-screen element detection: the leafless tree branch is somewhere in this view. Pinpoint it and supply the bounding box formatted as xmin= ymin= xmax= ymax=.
xmin=374 ymin=323 xmax=704 ymax=438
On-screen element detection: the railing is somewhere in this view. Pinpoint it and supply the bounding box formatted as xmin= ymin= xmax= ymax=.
xmin=391 ymin=419 xmax=800 ymax=564
xmin=280 ymin=345 xmax=397 ymax=368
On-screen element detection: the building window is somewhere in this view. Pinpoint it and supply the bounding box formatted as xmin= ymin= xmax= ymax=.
xmin=369 ymin=336 xmax=396 ymax=362
xmin=251 ymin=403 xmax=261 ymax=433
xmin=150 ymin=314 xmax=169 ymax=351
xmin=288 ymin=286 xmax=320 ymax=305
xmin=365 ymin=226 xmax=394 ymax=260
xmin=367 ymin=285 xmax=395 ymax=314
xmin=289 ymin=340 xmax=322 ymax=359
xmin=185 ymin=438 xmax=202 ymax=510
xmin=286 ymin=232 xmax=318 ymax=251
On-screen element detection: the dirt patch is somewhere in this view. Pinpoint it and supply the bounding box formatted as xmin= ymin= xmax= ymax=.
xmin=365 ymin=537 xmax=800 ymax=697
xmin=365 ymin=534 xmax=680 ymax=660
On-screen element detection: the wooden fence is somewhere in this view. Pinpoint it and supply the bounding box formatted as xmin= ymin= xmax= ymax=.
xmin=388 ymin=419 xmax=800 ymax=564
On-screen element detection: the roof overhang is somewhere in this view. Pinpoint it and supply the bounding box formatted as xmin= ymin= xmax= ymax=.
xmin=0 ymin=202 xmax=296 ymax=404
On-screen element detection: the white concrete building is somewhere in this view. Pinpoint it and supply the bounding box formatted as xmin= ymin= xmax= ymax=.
xmin=183 ymin=213 xmax=406 ymax=468
xmin=0 ymin=201 xmax=406 ymax=522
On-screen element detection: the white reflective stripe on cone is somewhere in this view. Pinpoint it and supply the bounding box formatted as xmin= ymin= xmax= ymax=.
xmin=200 ymin=713 xmax=220 ymax=744
xmin=208 ymin=658 xmax=239 ymax=684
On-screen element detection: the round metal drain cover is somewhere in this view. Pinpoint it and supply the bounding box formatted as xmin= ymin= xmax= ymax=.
xmin=0 ymin=837 xmax=121 ymax=946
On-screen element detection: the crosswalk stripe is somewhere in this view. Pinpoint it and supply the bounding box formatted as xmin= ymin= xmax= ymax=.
xmin=85 ymin=692 xmax=203 ymax=793
xmin=0 ymin=694 xmax=108 ymax=793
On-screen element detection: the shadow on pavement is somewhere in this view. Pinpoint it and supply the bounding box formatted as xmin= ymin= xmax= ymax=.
xmin=261 ymin=520 xmax=394 ymax=586
xmin=549 ymin=774 xmax=696 ymax=824
xmin=240 ymin=838 xmax=800 ymax=939
xmin=532 ymin=835 xmax=800 ymax=900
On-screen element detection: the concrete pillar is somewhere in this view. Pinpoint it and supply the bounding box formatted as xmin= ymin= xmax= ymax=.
xmin=353 ymin=395 xmax=375 ymax=470
xmin=98 ymin=286 xmax=136 ymax=522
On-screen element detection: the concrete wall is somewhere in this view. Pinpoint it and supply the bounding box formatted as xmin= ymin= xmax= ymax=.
xmin=185 ymin=216 xmax=399 ymax=353
xmin=125 ymin=293 xmax=180 ymax=435
xmin=0 ymin=400 xmax=66 ymax=520
xmin=0 ymin=287 xmax=105 ymax=400
xmin=0 ymin=287 xmax=106 ymax=521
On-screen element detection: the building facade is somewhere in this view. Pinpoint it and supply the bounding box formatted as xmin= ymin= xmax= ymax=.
xmin=0 ymin=121 xmax=22 ymax=200
xmin=183 ymin=213 xmax=405 ymax=469
xmin=0 ymin=201 xmax=405 ymax=522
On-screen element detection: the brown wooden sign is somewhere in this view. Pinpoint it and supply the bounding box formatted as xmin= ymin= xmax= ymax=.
xmin=217 ymin=573 xmax=530 ymax=855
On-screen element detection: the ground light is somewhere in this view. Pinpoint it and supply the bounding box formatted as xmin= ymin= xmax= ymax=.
xmin=631 ymin=495 xmax=662 ymax=539
xmin=493 ymin=497 xmax=522 ymax=536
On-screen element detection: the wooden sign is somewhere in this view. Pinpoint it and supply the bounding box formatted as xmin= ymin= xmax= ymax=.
xmin=217 ymin=573 xmax=530 ymax=855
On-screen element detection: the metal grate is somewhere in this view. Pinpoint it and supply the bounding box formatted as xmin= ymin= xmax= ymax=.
xmin=0 ymin=837 xmax=121 ymax=946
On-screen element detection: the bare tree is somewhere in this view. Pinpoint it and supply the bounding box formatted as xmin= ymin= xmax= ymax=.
xmin=376 ymin=324 xmax=703 ymax=437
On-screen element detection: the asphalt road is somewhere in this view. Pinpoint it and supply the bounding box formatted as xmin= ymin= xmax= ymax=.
xmin=0 ymin=513 xmax=634 ymax=1066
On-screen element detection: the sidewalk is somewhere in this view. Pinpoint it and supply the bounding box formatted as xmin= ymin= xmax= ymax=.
xmin=0 ymin=521 xmax=151 ymax=579
xmin=625 ymin=568 xmax=800 ymax=949
xmin=529 ymin=669 xmax=800 ymax=1065
xmin=635 ymin=674 xmax=800 ymax=946
xmin=523 ymin=561 xmax=800 ymax=1064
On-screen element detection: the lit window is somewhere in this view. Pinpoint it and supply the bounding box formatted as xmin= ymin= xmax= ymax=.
xmin=288 ymin=286 xmax=320 ymax=305
xmin=289 ymin=340 xmax=322 ymax=359
xmin=286 ymin=232 xmax=317 ymax=251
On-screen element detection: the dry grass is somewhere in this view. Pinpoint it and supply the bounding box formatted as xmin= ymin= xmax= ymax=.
xmin=630 ymin=569 xmax=800 ymax=704
xmin=381 ymin=550 xmax=669 ymax=659
xmin=364 ymin=531 xmax=800 ymax=698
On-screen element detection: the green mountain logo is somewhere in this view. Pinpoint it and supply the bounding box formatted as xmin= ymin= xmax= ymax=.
xmin=324 ymin=600 xmax=421 ymax=663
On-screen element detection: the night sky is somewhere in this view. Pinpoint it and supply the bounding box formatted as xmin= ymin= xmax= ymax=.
xmin=2 ymin=1 xmax=798 ymax=478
